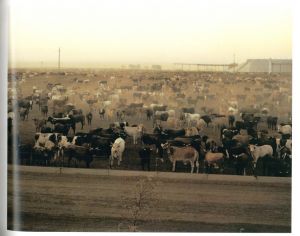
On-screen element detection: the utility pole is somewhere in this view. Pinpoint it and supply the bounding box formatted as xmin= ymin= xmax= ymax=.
xmin=58 ymin=47 xmax=61 ymax=71
xmin=233 ymin=53 xmax=236 ymax=73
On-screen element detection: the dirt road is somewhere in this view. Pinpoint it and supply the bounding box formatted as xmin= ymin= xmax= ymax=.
xmin=7 ymin=165 xmax=291 ymax=232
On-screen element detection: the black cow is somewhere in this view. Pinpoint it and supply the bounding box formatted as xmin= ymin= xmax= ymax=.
xmin=54 ymin=123 xmax=71 ymax=136
xmin=48 ymin=116 xmax=76 ymax=133
xmin=86 ymin=112 xmax=93 ymax=125
xmin=41 ymin=126 xmax=53 ymax=133
xmin=221 ymin=128 xmax=239 ymax=139
xmin=228 ymin=115 xmax=235 ymax=127
xmin=139 ymin=147 xmax=152 ymax=171
xmin=153 ymin=112 xmax=169 ymax=127
xmin=161 ymin=129 xmax=185 ymax=139
xmin=20 ymin=107 xmax=29 ymax=121
xmin=99 ymin=108 xmax=105 ymax=119
xmin=201 ymin=115 xmax=212 ymax=127
xmin=64 ymin=144 xmax=93 ymax=168
xmin=267 ymin=116 xmax=278 ymax=130
xmin=41 ymin=105 xmax=48 ymax=117
xmin=146 ymin=109 xmax=153 ymax=120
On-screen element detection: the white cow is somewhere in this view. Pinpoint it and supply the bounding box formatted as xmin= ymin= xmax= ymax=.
xmin=196 ymin=119 xmax=206 ymax=132
xmin=249 ymin=144 xmax=273 ymax=168
xmin=184 ymin=113 xmax=201 ymax=127
xmin=124 ymin=124 xmax=144 ymax=144
xmin=110 ymin=137 xmax=125 ymax=167
xmin=34 ymin=133 xmax=61 ymax=148
xmin=278 ymin=125 xmax=292 ymax=136
xmin=103 ymin=100 xmax=112 ymax=107
xmin=33 ymin=134 xmax=59 ymax=163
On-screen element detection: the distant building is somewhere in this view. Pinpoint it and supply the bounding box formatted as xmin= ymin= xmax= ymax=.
xmin=237 ymin=59 xmax=292 ymax=73
xmin=151 ymin=65 xmax=162 ymax=70
xmin=129 ymin=64 xmax=141 ymax=70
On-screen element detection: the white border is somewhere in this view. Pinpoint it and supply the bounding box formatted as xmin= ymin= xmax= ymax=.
xmin=0 ymin=0 xmax=8 ymax=235
xmin=1 ymin=0 xmax=298 ymax=236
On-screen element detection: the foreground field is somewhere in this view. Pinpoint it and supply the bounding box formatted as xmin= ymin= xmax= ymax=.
xmin=8 ymin=165 xmax=291 ymax=232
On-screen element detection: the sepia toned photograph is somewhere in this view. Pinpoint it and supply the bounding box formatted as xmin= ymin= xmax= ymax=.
xmin=6 ymin=0 xmax=292 ymax=233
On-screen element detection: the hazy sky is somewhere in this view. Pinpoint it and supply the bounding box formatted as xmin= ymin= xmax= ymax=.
xmin=9 ymin=0 xmax=292 ymax=68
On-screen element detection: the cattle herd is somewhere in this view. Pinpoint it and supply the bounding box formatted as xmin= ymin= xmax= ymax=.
xmin=7 ymin=69 xmax=292 ymax=177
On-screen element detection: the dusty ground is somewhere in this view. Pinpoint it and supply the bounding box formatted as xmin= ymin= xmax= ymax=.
xmin=7 ymin=165 xmax=291 ymax=232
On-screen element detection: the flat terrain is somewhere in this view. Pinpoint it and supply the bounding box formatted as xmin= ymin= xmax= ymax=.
xmin=7 ymin=165 xmax=291 ymax=232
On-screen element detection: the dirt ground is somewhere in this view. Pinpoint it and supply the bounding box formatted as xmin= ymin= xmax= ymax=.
xmin=7 ymin=165 xmax=291 ymax=232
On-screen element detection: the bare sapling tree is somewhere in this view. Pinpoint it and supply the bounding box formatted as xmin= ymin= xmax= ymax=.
xmin=119 ymin=177 xmax=160 ymax=232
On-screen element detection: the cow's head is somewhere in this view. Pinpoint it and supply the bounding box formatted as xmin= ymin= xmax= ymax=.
xmin=249 ymin=144 xmax=255 ymax=152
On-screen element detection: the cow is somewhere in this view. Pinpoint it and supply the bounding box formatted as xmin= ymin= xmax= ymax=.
xmin=18 ymin=99 xmax=31 ymax=110
xmin=86 ymin=112 xmax=93 ymax=125
xmin=68 ymin=114 xmax=85 ymax=130
xmin=32 ymin=144 xmax=56 ymax=166
xmin=145 ymin=109 xmax=153 ymax=120
xmin=124 ymin=124 xmax=145 ymax=144
xmin=34 ymin=132 xmax=62 ymax=148
xmin=110 ymin=137 xmax=125 ymax=167
xmin=139 ymin=147 xmax=152 ymax=171
xmin=201 ymin=115 xmax=212 ymax=127
xmin=153 ymin=111 xmax=169 ymax=127
xmin=47 ymin=116 xmax=76 ymax=133
xmin=161 ymin=142 xmax=199 ymax=173
xmin=64 ymin=144 xmax=93 ymax=168
xmin=88 ymin=135 xmax=115 ymax=159
xmin=204 ymin=152 xmax=225 ymax=173
xmin=53 ymin=123 xmax=71 ymax=136
xmin=249 ymin=144 xmax=273 ymax=176
xmin=33 ymin=118 xmax=47 ymax=132
xmin=232 ymin=134 xmax=251 ymax=147
xmin=184 ymin=113 xmax=201 ymax=127
xmin=41 ymin=105 xmax=48 ymax=117
xmin=267 ymin=116 xmax=278 ymax=130
xmin=29 ymin=99 xmax=33 ymax=110
xmin=160 ymin=128 xmax=185 ymax=140
xmin=41 ymin=126 xmax=53 ymax=133
xmin=19 ymin=107 xmax=29 ymax=121
xmin=232 ymin=152 xmax=253 ymax=176
xmin=228 ymin=115 xmax=235 ymax=127
xmin=221 ymin=128 xmax=239 ymax=140
xmin=278 ymin=124 xmax=292 ymax=136
xmin=99 ymin=108 xmax=105 ymax=119
xmin=33 ymin=133 xmax=61 ymax=165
